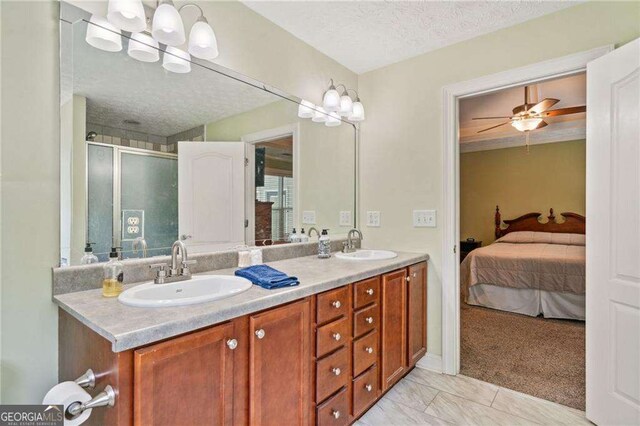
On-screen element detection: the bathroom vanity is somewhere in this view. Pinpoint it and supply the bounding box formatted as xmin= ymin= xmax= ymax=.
xmin=54 ymin=252 xmax=428 ymax=425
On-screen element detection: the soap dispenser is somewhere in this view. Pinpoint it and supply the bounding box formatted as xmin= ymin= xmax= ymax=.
xmin=299 ymin=228 xmax=309 ymax=243
xmin=318 ymin=229 xmax=331 ymax=258
xmin=102 ymin=247 xmax=124 ymax=297
xmin=80 ymin=242 xmax=99 ymax=265
xmin=289 ymin=228 xmax=299 ymax=243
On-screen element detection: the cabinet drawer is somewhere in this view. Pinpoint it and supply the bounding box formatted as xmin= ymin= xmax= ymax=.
xmin=353 ymin=331 xmax=378 ymax=377
xmin=317 ymin=286 xmax=349 ymax=325
xmin=317 ymin=316 xmax=349 ymax=358
xmin=353 ymin=277 xmax=380 ymax=309
xmin=353 ymin=365 xmax=378 ymax=417
xmin=317 ymin=387 xmax=349 ymax=426
xmin=353 ymin=303 xmax=379 ymax=338
xmin=316 ymin=347 xmax=350 ymax=403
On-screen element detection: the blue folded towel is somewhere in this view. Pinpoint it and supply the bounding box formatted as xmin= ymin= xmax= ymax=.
xmin=235 ymin=264 xmax=299 ymax=289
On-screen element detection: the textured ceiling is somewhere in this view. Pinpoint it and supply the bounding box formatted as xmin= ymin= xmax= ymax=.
xmin=68 ymin=19 xmax=279 ymax=137
xmin=242 ymin=1 xmax=580 ymax=74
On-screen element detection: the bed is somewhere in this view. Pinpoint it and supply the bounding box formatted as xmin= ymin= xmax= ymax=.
xmin=461 ymin=206 xmax=586 ymax=320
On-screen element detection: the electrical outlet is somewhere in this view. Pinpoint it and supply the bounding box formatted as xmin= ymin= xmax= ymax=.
xmin=413 ymin=210 xmax=436 ymax=227
xmin=366 ymin=211 xmax=381 ymax=227
xmin=339 ymin=211 xmax=352 ymax=227
xmin=302 ymin=210 xmax=316 ymax=224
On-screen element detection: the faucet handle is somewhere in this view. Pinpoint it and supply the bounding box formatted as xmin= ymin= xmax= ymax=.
xmin=150 ymin=263 xmax=168 ymax=283
xmin=180 ymin=260 xmax=197 ymax=275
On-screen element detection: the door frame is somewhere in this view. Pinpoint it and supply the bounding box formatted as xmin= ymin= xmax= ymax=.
xmin=242 ymin=123 xmax=300 ymax=245
xmin=440 ymin=45 xmax=612 ymax=375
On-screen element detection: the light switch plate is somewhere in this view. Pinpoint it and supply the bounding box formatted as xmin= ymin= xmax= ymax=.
xmin=366 ymin=211 xmax=381 ymax=227
xmin=413 ymin=210 xmax=436 ymax=227
xmin=339 ymin=211 xmax=352 ymax=227
xmin=302 ymin=210 xmax=316 ymax=224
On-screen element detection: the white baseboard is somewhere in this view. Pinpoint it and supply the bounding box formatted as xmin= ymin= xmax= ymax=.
xmin=416 ymin=352 xmax=442 ymax=373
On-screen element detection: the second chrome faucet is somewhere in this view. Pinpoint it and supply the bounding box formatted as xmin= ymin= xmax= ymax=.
xmin=150 ymin=240 xmax=197 ymax=284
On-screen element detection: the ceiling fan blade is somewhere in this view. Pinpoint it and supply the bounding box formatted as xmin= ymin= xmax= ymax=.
xmin=540 ymin=105 xmax=586 ymax=117
xmin=535 ymin=120 xmax=548 ymax=130
xmin=472 ymin=116 xmax=513 ymax=120
xmin=477 ymin=121 xmax=511 ymax=133
xmin=528 ymin=98 xmax=560 ymax=114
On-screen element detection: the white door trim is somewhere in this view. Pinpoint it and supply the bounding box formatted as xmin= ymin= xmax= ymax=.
xmin=242 ymin=123 xmax=300 ymax=244
xmin=441 ymin=45 xmax=613 ymax=375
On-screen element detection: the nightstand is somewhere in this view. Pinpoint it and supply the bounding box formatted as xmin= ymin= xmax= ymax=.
xmin=460 ymin=240 xmax=482 ymax=263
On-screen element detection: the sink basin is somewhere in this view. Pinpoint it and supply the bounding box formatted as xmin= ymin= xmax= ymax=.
xmin=118 ymin=275 xmax=252 ymax=308
xmin=334 ymin=249 xmax=398 ymax=261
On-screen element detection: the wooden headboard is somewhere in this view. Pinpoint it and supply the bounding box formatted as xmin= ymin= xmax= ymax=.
xmin=494 ymin=205 xmax=586 ymax=239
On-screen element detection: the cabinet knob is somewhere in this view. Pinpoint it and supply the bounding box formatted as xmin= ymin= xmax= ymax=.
xmin=332 ymin=410 xmax=340 ymax=419
xmin=365 ymin=288 xmax=374 ymax=296
xmin=226 ymin=339 xmax=238 ymax=350
xmin=255 ymin=329 xmax=265 ymax=339
xmin=333 ymin=332 xmax=341 ymax=341
xmin=332 ymin=367 xmax=341 ymax=376
xmin=365 ymin=346 xmax=374 ymax=354
xmin=412 ymin=272 xmax=417 ymax=278
xmin=331 ymin=300 xmax=341 ymax=309
xmin=365 ymin=316 xmax=374 ymax=324
xmin=405 ymin=276 xmax=411 ymax=282
xmin=365 ymin=384 xmax=373 ymax=392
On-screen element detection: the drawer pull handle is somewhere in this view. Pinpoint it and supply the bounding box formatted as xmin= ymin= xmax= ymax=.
xmin=365 ymin=346 xmax=374 ymax=354
xmin=332 ymin=367 xmax=341 ymax=376
xmin=365 ymin=384 xmax=373 ymax=392
xmin=331 ymin=300 xmax=342 ymax=309
xmin=332 ymin=410 xmax=340 ymax=419
xmin=366 ymin=288 xmax=374 ymax=295
xmin=226 ymin=338 xmax=238 ymax=350
xmin=333 ymin=332 xmax=341 ymax=341
xmin=255 ymin=329 xmax=265 ymax=339
xmin=365 ymin=316 xmax=374 ymax=324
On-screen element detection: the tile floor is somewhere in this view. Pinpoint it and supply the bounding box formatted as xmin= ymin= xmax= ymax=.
xmin=355 ymin=368 xmax=591 ymax=425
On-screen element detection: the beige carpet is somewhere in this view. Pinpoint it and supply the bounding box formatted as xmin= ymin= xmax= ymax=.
xmin=461 ymin=303 xmax=585 ymax=410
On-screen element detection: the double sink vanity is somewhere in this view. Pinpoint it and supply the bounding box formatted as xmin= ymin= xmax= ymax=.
xmin=53 ymin=242 xmax=428 ymax=425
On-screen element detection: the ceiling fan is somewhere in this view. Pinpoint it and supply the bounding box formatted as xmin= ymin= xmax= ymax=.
xmin=474 ymin=86 xmax=586 ymax=133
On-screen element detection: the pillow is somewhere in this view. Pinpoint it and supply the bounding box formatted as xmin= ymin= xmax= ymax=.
xmin=496 ymin=231 xmax=585 ymax=246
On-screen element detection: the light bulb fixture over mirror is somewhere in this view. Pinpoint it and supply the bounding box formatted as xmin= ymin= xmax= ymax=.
xmin=180 ymin=3 xmax=219 ymax=60
xmin=298 ymin=100 xmax=315 ymax=118
xmin=322 ymin=79 xmax=340 ymax=112
xmin=338 ymin=86 xmax=353 ymax=117
xmin=127 ymin=32 xmax=160 ymax=62
xmin=163 ymin=46 xmax=191 ymax=73
xmin=348 ymin=95 xmax=365 ymax=122
xmin=325 ymin=111 xmax=342 ymax=127
xmin=152 ymin=0 xmax=185 ymax=46
xmin=107 ymin=0 xmax=146 ymax=32
xmin=312 ymin=106 xmax=328 ymax=123
xmin=86 ymin=15 xmax=123 ymax=52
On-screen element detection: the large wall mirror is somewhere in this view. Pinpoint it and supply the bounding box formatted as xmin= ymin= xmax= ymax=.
xmin=59 ymin=2 xmax=357 ymax=266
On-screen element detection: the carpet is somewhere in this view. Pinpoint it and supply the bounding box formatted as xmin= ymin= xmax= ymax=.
xmin=461 ymin=303 xmax=585 ymax=410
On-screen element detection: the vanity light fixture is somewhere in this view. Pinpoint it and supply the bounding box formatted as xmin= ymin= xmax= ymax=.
xmin=183 ymin=4 xmax=219 ymax=60
xmin=107 ymin=0 xmax=146 ymax=33
xmin=152 ymin=0 xmax=186 ymax=46
xmin=338 ymin=87 xmax=353 ymax=117
xmin=348 ymin=94 xmax=365 ymax=122
xmin=325 ymin=111 xmax=342 ymax=127
xmin=312 ymin=106 xmax=328 ymax=123
xmin=297 ymin=100 xmax=315 ymax=118
xmin=127 ymin=32 xmax=160 ymax=62
xmin=298 ymin=80 xmax=365 ymax=125
xmin=322 ymin=79 xmax=341 ymax=112
xmin=85 ymin=15 xmax=123 ymax=52
xmin=162 ymin=46 xmax=191 ymax=73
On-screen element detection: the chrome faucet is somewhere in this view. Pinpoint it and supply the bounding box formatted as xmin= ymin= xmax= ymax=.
xmin=343 ymin=229 xmax=363 ymax=253
xmin=132 ymin=237 xmax=148 ymax=258
xmin=308 ymin=227 xmax=320 ymax=239
xmin=150 ymin=240 xmax=197 ymax=284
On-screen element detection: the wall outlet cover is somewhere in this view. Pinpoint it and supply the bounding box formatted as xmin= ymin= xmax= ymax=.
xmin=302 ymin=210 xmax=316 ymax=224
xmin=366 ymin=211 xmax=381 ymax=227
xmin=339 ymin=211 xmax=352 ymax=227
xmin=413 ymin=209 xmax=436 ymax=227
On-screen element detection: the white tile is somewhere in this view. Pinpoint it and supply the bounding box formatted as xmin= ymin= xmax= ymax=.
xmin=160 ymin=144 xmax=167 ymax=153
xmin=425 ymin=392 xmax=536 ymax=426
xmin=146 ymin=142 xmax=154 ymax=150
xmin=360 ymin=396 xmax=451 ymax=425
xmin=130 ymin=140 xmax=138 ymax=148
xmin=103 ymin=135 xmax=112 ymax=144
xmin=94 ymin=134 xmax=103 ymax=143
xmin=384 ymin=377 xmax=440 ymax=412
xmin=491 ymin=388 xmax=590 ymax=425
xmin=406 ymin=368 xmax=498 ymax=406
xmin=112 ymin=137 xmax=121 ymax=145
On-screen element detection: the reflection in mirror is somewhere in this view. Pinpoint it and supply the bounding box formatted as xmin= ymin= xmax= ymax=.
xmin=59 ymin=3 xmax=357 ymax=266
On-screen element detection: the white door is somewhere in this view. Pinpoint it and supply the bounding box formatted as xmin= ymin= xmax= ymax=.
xmin=178 ymin=141 xmax=246 ymax=253
xmin=586 ymin=38 xmax=640 ymax=426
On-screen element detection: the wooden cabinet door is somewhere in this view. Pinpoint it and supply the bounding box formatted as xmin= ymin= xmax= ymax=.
xmin=134 ymin=322 xmax=237 ymax=426
xmin=407 ymin=262 xmax=427 ymax=367
xmin=380 ymin=269 xmax=407 ymax=390
xmin=249 ymin=299 xmax=311 ymax=426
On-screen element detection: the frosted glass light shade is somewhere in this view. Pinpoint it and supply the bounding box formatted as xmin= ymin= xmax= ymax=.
xmin=511 ymin=118 xmax=542 ymax=132
xmin=338 ymin=94 xmax=353 ymax=117
xmin=298 ymin=100 xmax=315 ymax=118
xmin=152 ymin=2 xmax=185 ymax=46
xmin=163 ymin=46 xmax=191 ymax=73
xmin=128 ymin=32 xmax=159 ymax=62
xmin=189 ymin=20 xmax=219 ymax=60
xmin=325 ymin=111 xmax=342 ymax=127
xmin=86 ymin=15 xmax=123 ymax=52
xmin=322 ymin=88 xmax=340 ymax=112
xmin=312 ymin=107 xmax=328 ymax=123
xmin=348 ymin=101 xmax=365 ymax=122
xmin=107 ymin=0 xmax=146 ymax=32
